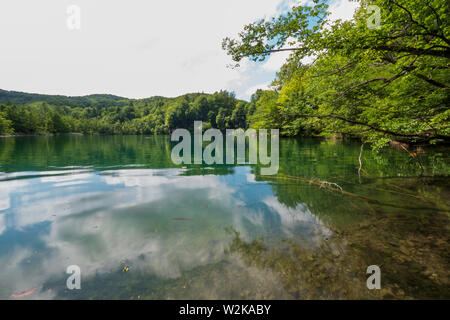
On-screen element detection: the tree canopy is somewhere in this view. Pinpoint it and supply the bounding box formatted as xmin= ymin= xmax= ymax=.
xmin=223 ymin=0 xmax=449 ymax=148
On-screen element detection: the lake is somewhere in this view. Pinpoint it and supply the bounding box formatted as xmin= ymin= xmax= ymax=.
xmin=0 ymin=135 xmax=448 ymax=299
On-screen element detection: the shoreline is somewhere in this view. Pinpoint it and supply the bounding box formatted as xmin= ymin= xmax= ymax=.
xmin=0 ymin=132 xmax=84 ymax=138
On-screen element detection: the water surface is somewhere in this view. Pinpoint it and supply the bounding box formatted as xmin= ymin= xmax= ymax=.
xmin=0 ymin=136 xmax=449 ymax=299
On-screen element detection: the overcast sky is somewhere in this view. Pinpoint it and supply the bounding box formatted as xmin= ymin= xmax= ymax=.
xmin=0 ymin=0 xmax=358 ymax=100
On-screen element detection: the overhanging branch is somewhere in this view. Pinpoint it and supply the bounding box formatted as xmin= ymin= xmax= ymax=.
xmin=288 ymin=113 xmax=449 ymax=140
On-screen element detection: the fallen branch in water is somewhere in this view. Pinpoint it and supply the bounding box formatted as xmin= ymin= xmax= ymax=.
xmin=260 ymin=174 xmax=364 ymax=199
xmin=333 ymin=177 xmax=430 ymax=201
xmin=318 ymin=180 xmax=343 ymax=191
xmin=358 ymin=143 xmax=365 ymax=180
xmin=256 ymin=174 xmax=450 ymax=213
xmin=399 ymin=144 xmax=425 ymax=176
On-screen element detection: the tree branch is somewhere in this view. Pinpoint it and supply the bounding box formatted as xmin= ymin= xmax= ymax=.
xmin=311 ymin=62 xmax=355 ymax=78
xmin=412 ymin=73 xmax=449 ymax=88
xmin=288 ymin=113 xmax=449 ymax=140
xmin=259 ymin=45 xmax=450 ymax=59
xmin=345 ymin=70 xmax=407 ymax=93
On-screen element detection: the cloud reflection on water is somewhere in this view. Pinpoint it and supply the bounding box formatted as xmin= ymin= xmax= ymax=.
xmin=0 ymin=167 xmax=329 ymax=299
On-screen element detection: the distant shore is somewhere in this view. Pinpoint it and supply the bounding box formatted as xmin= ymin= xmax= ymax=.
xmin=0 ymin=132 xmax=84 ymax=138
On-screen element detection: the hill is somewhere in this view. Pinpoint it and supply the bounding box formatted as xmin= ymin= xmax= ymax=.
xmin=0 ymin=89 xmax=253 ymax=135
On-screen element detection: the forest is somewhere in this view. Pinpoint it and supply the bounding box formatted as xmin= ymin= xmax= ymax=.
xmin=0 ymin=90 xmax=253 ymax=135
xmin=1 ymin=0 xmax=449 ymax=151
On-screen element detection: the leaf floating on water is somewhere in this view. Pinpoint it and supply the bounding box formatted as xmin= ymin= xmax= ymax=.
xmin=11 ymin=287 xmax=38 ymax=299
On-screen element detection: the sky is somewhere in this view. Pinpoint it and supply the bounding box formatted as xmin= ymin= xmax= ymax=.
xmin=0 ymin=0 xmax=358 ymax=101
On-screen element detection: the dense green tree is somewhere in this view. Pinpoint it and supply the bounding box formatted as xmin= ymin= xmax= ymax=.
xmin=230 ymin=101 xmax=248 ymax=128
xmin=0 ymin=111 xmax=13 ymax=134
xmin=223 ymin=0 xmax=450 ymax=148
xmin=0 ymin=91 xmax=249 ymax=135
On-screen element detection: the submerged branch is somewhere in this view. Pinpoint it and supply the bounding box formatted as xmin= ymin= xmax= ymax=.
xmin=358 ymin=143 xmax=364 ymax=181
xmin=399 ymin=144 xmax=425 ymax=176
xmin=257 ymin=174 xmax=450 ymax=213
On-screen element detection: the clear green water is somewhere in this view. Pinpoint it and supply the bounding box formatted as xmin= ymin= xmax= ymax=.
xmin=0 ymin=135 xmax=448 ymax=299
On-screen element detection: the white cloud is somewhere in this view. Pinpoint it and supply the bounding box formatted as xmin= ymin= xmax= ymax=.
xmin=262 ymin=51 xmax=292 ymax=72
xmin=0 ymin=0 xmax=359 ymax=101
xmin=245 ymin=82 xmax=272 ymax=97
xmin=301 ymin=55 xmax=317 ymax=65
xmin=263 ymin=196 xmax=332 ymax=238
xmin=328 ymin=0 xmax=360 ymax=22
xmin=0 ymin=0 xmax=300 ymax=101
xmin=0 ymin=214 xmax=5 ymax=235
xmin=0 ymin=180 xmax=29 ymax=212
